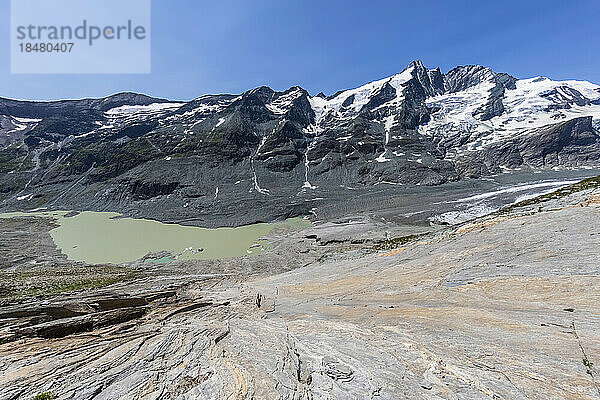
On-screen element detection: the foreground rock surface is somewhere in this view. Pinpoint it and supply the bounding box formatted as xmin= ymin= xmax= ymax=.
xmin=1 ymin=185 xmax=600 ymax=398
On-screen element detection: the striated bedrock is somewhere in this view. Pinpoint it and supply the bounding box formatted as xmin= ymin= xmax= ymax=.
xmin=1 ymin=61 xmax=600 ymax=225
xmin=2 ymin=182 xmax=600 ymax=399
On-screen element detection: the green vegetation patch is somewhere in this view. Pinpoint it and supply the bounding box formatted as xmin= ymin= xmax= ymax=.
xmin=0 ymin=145 xmax=29 ymax=173
xmin=33 ymin=392 xmax=57 ymax=400
xmin=372 ymin=233 xmax=428 ymax=251
xmin=583 ymin=357 xmax=595 ymax=376
xmin=500 ymin=174 xmax=600 ymax=214
xmin=24 ymin=276 xmax=132 ymax=297
xmin=92 ymin=139 xmax=158 ymax=181
xmin=0 ymin=265 xmax=139 ymax=302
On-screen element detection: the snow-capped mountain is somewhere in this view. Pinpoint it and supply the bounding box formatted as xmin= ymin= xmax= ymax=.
xmin=0 ymin=61 xmax=599 ymax=224
xmin=420 ymin=66 xmax=600 ymax=165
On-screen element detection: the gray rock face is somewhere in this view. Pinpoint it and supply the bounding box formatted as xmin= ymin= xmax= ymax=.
xmin=455 ymin=116 xmax=600 ymax=176
xmin=2 ymin=180 xmax=600 ymax=399
xmin=0 ymin=62 xmax=599 ymax=225
xmin=444 ymin=65 xmax=517 ymax=120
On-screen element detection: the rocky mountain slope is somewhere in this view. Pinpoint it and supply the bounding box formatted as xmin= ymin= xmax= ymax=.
xmin=1 ymin=61 xmax=599 ymax=225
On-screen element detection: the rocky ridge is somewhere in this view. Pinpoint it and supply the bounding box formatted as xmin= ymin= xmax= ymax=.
xmin=1 ymin=61 xmax=599 ymax=225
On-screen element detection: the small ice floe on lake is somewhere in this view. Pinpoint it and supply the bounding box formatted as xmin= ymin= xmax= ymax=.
xmin=181 ymin=246 xmax=204 ymax=255
xmin=247 ymin=243 xmax=265 ymax=254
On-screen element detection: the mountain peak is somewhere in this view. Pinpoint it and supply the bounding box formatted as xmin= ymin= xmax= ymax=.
xmin=1 ymin=61 xmax=600 ymax=222
xmin=408 ymin=59 xmax=426 ymax=69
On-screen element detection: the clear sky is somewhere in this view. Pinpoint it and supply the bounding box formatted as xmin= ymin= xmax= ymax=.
xmin=1 ymin=0 xmax=599 ymax=101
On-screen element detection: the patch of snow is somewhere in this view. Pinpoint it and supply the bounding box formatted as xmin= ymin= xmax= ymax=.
xmin=375 ymin=114 xmax=396 ymax=163
xmin=420 ymin=76 xmax=600 ymax=157
xmin=374 ymin=181 xmax=403 ymax=186
xmin=302 ymin=150 xmax=317 ymax=190
xmin=13 ymin=117 xmax=42 ymax=123
xmin=72 ymin=131 xmax=95 ymax=139
xmin=252 ymin=170 xmax=269 ymax=195
xmin=98 ymin=123 xmax=115 ymax=130
xmin=375 ymin=154 xmax=391 ymax=163
xmin=308 ymin=65 xmax=414 ymax=128
xmin=451 ymin=180 xmax=580 ymax=203
xmin=250 ymin=129 xmax=274 ymax=195
xmin=105 ymin=102 xmax=184 ymax=117
xmin=266 ymin=88 xmax=303 ymax=115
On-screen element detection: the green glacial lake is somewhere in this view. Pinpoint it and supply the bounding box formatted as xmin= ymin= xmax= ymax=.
xmin=0 ymin=211 xmax=311 ymax=264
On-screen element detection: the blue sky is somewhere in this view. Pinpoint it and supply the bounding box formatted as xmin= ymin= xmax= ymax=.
xmin=1 ymin=0 xmax=599 ymax=101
